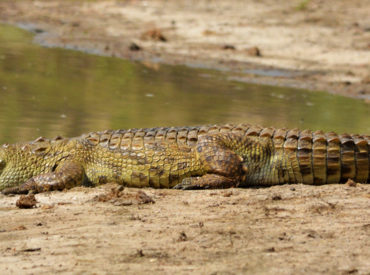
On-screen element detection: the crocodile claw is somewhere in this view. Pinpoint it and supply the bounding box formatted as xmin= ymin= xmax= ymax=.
xmin=173 ymin=177 xmax=204 ymax=190
xmin=173 ymin=177 xmax=209 ymax=190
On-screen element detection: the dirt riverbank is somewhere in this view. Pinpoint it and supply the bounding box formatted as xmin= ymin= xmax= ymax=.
xmin=1 ymin=183 xmax=370 ymax=274
xmin=0 ymin=0 xmax=370 ymax=100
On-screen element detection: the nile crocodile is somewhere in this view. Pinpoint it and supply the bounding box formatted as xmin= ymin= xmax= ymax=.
xmin=0 ymin=124 xmax=369 ymax=194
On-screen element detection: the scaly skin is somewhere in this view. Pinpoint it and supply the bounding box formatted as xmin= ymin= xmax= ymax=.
xmin=0 ymin=124 xmax=369 ymax=194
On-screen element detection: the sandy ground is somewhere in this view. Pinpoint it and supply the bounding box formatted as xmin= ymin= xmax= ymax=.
xmin=1 ymin=183 xmax=370 ymax=274
xmin=0 ymin=0 xmax=370 ymax=100
xmin=1 ymin=0 xmax=370 ymax=274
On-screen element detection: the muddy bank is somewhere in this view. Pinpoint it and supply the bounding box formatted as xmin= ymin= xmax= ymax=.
xmin=1 ymin=183 xmax=370 ymax=274
xmin=0 ymin=0 xmax=369 ymax=100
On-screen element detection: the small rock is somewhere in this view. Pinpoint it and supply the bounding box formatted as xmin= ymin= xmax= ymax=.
xmin=278 ymin=232 xmax=287 ymax=240
xmin=246 ymin=46 xmax=262 ymax=57
xmin=222 ymin=44 xmax=235 ymax=50
xmin=13 ymin=225 xmax=27 ymax=231
xmin=20 ymin=247 xmax=41 ymax=252
xmin=307 ymin=232 xmax=319 ymax=238
xmin=222 ymin=191 xmax=233 ymax=197
xmin=141 ymin=29 xmax=167 ymax=42
xmin=136 ymin=191 xmax=155 ymax=204
xmin=178 ymin=231 xmax=188 ymax=242
xmin=113 ymin=200 xmax=132 ymax=206
xmin=129 ymin=42 xmax=141 ymax=51
xmin=16 ymin=194 xmax=37 ymax=209
xmin=272 ymin=194 xmax=282 ymax=200
xmin=34 ymin=28 xmax=44 ymax=33
xmin=203 ymin=29 xmax=218 ymax=36
xmin=358 ymin=90 xmax=366 ymax=95
xmin=136 ymin=249 xmax=144 ymax=257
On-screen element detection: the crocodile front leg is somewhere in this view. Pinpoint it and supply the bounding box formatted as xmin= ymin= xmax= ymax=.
xmin=174 ymin=133 xmax=264 ymax=189
xmin=2 ymin=161 xmax=85 ymax=194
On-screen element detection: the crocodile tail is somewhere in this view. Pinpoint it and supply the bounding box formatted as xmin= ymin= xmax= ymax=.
xmin=295 ymin=130 xmax=370 ymax=184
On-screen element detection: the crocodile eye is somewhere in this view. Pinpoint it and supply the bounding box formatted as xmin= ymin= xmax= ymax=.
xmin=0 ymin=159 xmax=5 ymax=170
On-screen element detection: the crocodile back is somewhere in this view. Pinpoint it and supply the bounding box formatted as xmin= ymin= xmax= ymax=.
xmin=79 ymin=124 xmax=370 ymax=184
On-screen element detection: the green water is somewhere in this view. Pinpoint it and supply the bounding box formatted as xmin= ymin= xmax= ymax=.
xmin=0 ymin=24 xmax=369 ymax=144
